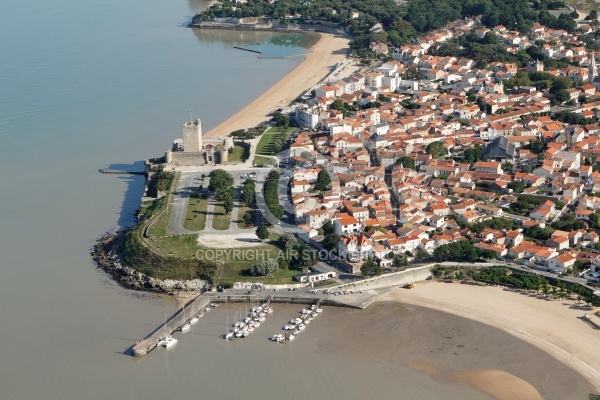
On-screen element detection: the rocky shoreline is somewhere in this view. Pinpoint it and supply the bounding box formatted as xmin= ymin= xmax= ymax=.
xmin=91 ymin=232 xmax=209 ymax=293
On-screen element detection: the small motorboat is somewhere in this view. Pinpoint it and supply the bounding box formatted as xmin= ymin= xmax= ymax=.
xmin=271 ymin=334 xmax=284 ymax=342
xmin=158 ymin=335 xmax=178 ymax=348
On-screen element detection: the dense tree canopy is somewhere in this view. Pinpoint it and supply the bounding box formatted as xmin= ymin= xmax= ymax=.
xmin=361 ymin=259 xmax=382 ymax=276
xmin=314 ymin=167 xmax=331 ymax=191
xmin=250 ymin=260 xmax=279 ymax=276
xmin=243 ymin=178 xmax=256 ymax=207
xmin=264 ymin=170 xmax=284 ymax=219
xmin=195 ymin=0 xmax=544 ymax=55
xmin=396 ymin=156 xmax=416 ymax=169
xmin=208 ymin=169 xmax=234 ymax=200
xmin=426 ymin=141 xmax=445 ymax=158
xmin=256 ymin=226 xmax=270 ymax=240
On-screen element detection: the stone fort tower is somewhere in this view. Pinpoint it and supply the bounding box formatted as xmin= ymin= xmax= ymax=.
xmin=183 ymin=118 xmax=203 ymax=153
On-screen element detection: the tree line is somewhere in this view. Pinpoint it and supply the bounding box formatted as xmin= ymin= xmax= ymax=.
xmin=195 ymin=0 xmax=548 ymax=57
xmin=208 ymin=169 xmax=235 ymax=214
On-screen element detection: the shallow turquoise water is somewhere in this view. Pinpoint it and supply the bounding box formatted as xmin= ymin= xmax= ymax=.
xmin=237 ymin=33 xmax=313 ymax=58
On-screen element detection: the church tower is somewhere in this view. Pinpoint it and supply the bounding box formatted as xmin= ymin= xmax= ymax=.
xmin=534 ymin=58 xmax=543 ymax=72
xmin=528 ymin=59 xmax=544 ymax=73
xmin=182 ymin=118 xmax=203 ymax=153
xmin=589 ymin=52 xmax=597 ymax=84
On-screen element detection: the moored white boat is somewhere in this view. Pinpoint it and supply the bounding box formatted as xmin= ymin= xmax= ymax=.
xmin=271 ymin=334 xmax=284 ymax=342
xmin=158 ymin=313 xmax=177 ymax=348
xmin=158 ymin=335 xmax=177 ymax=348
xmin=179 ymin=322 xmax=191 ymax=332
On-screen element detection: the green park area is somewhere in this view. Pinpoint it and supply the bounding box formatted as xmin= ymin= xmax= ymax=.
xmin=255 ymin=127 xmax=294 ymax=155
xmin=228 ymin=144 xmax=250 ymax=163
xmin=237 ymin=206 xmax=256 ymax=229
xmin=216 ymin=233 xmax=300 ymax=287
xmin=130 ymin=169 xmax=302 ymax=285
xmin=252 ymin=155 xmax=275 ymax=167
xmin=147 ymin=232 xmax=299 ymax=286
xmin=212 ymin=201 xmax=232 ymax=230
xmin=183 ymin=194 xmax=208 ymax=231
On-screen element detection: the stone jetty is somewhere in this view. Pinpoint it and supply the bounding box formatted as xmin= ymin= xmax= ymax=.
xmin=132 ymin=295 xmax=212 ymax=357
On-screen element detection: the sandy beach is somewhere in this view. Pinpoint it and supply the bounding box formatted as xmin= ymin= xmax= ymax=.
xmin=380 ymin=281 xmax=600 ymax=394
xmin=204 ymin=32 xmax=351 ymax=138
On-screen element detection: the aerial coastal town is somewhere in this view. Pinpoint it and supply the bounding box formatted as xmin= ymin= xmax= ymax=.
xmin=138 ymin=11 xmax=600 ymax=287
xmin=287 ymin=16 xmax=600 ymax=278
xmin=91 ymin=0 xmax=600 ymax=394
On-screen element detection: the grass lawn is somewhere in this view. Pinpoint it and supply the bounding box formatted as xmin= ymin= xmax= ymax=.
xmin=152 ymin=234 xmax=200 ymax=258
xmin=183 ymin=195 xmax=208 ymax=231
xmin=228 ymin=144 xmax=250 ymax=163
xmin=212 ymin=201 xmax=231 ymax=230
xmin=142 ymin=200 xmax=168 ymax=238
xmin=150 ymin=228 xmax=298 ymax=284
xmin=256 ymin=127 xmax=293 ymax=156
xmin=143 ymin=174 xmax=180 ymax=238
xmin=217 ymin=234 xmax=301 ymax=286
xmin=236 ymin=206 xmax=256 ymax=229
xmin=252 ymin=155 xmax=276 ymax=167
xmin=264 ymin=126 xmax=295 ymax=135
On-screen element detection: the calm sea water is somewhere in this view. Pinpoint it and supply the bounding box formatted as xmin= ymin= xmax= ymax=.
xmin=0 ymin=0 xmax=547 ymax=399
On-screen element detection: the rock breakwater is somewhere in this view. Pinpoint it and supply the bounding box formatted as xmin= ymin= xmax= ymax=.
xmin=91 ymin=232 xmax=209 ymax=292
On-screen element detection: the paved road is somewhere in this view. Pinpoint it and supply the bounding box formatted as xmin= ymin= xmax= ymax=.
xmin=167 ymin=173 xmax=204 ymax=236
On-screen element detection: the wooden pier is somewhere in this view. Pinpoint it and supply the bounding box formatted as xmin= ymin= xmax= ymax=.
xmin=99 ymin=168 xmax=145 ymax=175
xmin=131 ymin=295 xmax=212 ymax=357
xmin=233 ymin=46 xmax=261 ymax=54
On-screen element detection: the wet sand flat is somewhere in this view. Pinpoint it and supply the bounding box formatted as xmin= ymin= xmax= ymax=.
xmin=313 ymin=300 xmax=594 ymax=400
xmin=381 ymin=281 xmax=600 ymax=393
